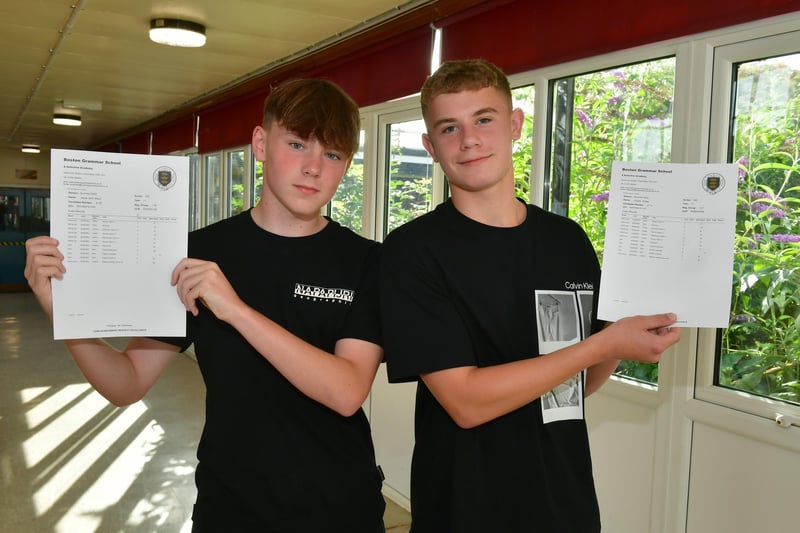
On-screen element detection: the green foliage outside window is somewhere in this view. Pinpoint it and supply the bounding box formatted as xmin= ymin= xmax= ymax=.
xmin=331 ymin=162 xmax=365 ymax=233
xmin=387 ymin=171 xmax=431 ymax=234
xmin=566 ymin=59 xmax=675 ymax=264
xmin=720 ymin=57 xmax=800 ymax=404
xmin=512 ymin=86 xmax=535 ymax=203
xmin=229 ymin=150 xmax=245 ymax=216
xmin=231 ymin=183 xmax=244 ymax=215
xmin=385 ymin=123 xmax=433 ymax=235
xmin=254 ymin=160 xmax=263 ymax=206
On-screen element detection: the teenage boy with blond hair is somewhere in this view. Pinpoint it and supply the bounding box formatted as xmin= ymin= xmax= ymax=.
xmin=380 ymin=59 xmax=681 ymax=532
xmin=26 ymin=79 xmax=386 ymax=532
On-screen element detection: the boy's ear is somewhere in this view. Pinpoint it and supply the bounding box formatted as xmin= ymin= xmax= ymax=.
xmin=510 ymin=108 xmax=524 ymax=141
xmin=252 ymin=125 xmax=266 ymax=161
xmin=421 ymin=133 xmax=439 ymax=162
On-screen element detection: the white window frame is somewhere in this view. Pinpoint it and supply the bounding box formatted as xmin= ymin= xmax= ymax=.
xmin=223 ymin=145 xmax=253 ymax=217
xmin=201 ymin=151 xmax=222 ymax=227
xmin=196 ymin=145 xmax=254 ymax=227
xmin=361 ymin=96 xmax=446 ymax=241
xmin=691 ymin=27 xmax=800 ymax=449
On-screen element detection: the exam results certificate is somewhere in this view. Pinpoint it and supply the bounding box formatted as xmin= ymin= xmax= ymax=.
xmin=50 ymin=149 xmax=189 ymax=339
xmin=597 ymin=161 xmax=738 ymax=328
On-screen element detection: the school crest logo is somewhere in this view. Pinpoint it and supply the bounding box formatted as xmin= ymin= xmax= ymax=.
xmin=153 ymin=166 xmax=177 ymax=190
xmin=701 ymin=172 xmax=725 ymax=194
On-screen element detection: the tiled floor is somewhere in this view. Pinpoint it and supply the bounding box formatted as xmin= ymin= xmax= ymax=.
xmin=0 ymin=292 xmax=411 ymax=532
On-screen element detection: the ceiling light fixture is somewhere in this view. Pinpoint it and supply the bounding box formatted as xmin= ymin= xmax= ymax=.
xmin=21 ymin=144 xmax=41 ymax=154
xmin=53 ymin=112 xmax=82 ymax=126
xmin=149 ymin=18 xmax=206 ymax=47
xmin=62 ymin=99 xmax=103 ymax=111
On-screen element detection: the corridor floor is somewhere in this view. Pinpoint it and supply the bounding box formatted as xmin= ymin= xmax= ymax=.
xmin=0 ymin=292 xmax=410 ymax=532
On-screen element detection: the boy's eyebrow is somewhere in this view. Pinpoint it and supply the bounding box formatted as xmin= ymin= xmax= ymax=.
xmin=430 ymin=106 xmax=499 ymax=129
xmin=285 ymin=131 xmax=347 ymax=154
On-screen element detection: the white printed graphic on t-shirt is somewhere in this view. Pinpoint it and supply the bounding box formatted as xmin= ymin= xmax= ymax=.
xmin=294 ymin=283 xmax=354 ymax=303
xmin=534 ymin=289 xmax=593 ymax=423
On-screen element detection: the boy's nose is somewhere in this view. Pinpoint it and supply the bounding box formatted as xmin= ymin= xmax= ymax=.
xmin=302 ymin=154 xmax=322 ymax=177
xmin=461 ymin=126 xmax=480 ymax=149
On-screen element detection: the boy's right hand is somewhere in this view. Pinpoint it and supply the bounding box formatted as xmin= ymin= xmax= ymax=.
xmin=600 ymin=313 xmax=681 ymax=364
xmin=24 ymin=236 xmax=65 ymax=318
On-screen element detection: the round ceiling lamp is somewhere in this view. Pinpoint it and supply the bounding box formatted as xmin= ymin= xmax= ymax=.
xmin=53 ymin=112 xmax=82 ymax=126
xmin=149 ymin=18 xmax=206 ymax=47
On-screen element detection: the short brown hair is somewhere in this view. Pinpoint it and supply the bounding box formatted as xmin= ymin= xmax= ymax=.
xmin=420 ymin=59 xmax=512 ymax=120
xmin=263 ymin=78 xmax=360 ymax=157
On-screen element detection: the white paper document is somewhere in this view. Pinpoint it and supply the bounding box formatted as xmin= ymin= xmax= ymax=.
xmin=597 ymin=161 xmax=738 ymax=328
xmin=50 ymin=149 xmax=189 ymax=339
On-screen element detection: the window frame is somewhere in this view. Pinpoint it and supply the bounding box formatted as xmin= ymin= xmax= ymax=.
xmin=201 ymin=151 xmax=223 ymax=227
xmin=224 ymin=146 xmax=252 ymax=218
xmin=696 ymin=28 xmax=800 ymax=430
xmin=508 ymin=20 xmax=800 ymax=453
xmin=363 ymin=97 xmax=445 ymax=241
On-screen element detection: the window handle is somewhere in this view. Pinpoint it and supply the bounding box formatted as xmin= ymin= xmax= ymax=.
xmin=775 ymin=413 xmax=800 ymax=428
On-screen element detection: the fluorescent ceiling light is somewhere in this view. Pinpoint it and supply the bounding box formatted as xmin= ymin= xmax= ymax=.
xmin=21 ymin=144 xmax=41 ymax=154
xmin=53 ymin=113 xmax=81 ymax=126
xmin=149 ymin=18 xmax=206 ymax=47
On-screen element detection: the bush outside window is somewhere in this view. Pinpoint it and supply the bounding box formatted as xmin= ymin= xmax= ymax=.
xmin=720 ymin=53 xmax=800 ymax=405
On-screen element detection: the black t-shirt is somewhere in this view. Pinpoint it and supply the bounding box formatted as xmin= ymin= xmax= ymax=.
xmin=381 ymin=199 xmax=602 ymax=532
xmin=159 ymin=210 xmax=384 ymax=532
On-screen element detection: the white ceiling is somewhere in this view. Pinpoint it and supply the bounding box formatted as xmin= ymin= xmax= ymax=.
xmin=0 ymin=0 xmax=435 ymax=153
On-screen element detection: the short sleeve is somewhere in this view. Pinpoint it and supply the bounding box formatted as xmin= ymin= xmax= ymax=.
xmin=339 ymin=243 xmax=382 ymax=347
xmin=379 ymin=225 xmax=476 ymax=383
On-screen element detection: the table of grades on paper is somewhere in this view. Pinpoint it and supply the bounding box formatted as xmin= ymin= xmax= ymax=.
xmin=615 ymin=205 xmax=724 ymax=264
xmin=63 ymin=202 xmax=178 ymax=266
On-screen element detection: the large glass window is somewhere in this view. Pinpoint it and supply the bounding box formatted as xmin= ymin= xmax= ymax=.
xmin=383 ymin=119 xmax=434 ymax=237
xmin=546 ymin=57 xmax=676 ymax=384
xmin=717 ymin=52 xmax=800 ymax=405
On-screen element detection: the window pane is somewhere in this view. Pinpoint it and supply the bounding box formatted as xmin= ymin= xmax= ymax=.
xmin=188 ymin=153 xmax=200 ymax=230
xmin=204 ymin=153 xmax=222 ymax=226
xmin=0 ymin=193 xmax=20 ymax=231
xmin=30 ymin=196 xmax=49 ymax=222
xmin=719 ymin=53 xmax=800 ymax=405
xmin=330 ymin=131 xmax=365 ymax=233
xmin=547 ymin=57 xmax=676 ymax=384
xmin=227 ymin=150 xmax=245 ymax=217
xmin=253 ymin=159 xmax=263 ymax=208
xmin=29 ymin=193 xmax=50 ymax=232
xmin=512 ymin=84 xmax=535 ymax=203
xmin=384 ymin=120 xmax=434 ymax=236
